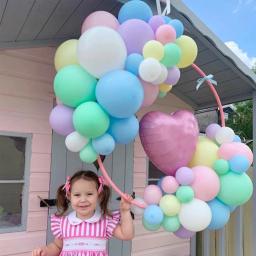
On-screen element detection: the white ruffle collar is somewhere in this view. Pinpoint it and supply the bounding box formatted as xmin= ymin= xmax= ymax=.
xmin=67 ymin=210 xmax=101 ymax=225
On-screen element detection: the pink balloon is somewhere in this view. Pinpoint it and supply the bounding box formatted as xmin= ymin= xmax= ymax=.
xmin=155 ymin=24 xmax=176 ymax=44
xmin=141 ymin=80 xmax=159 ymax=107
xmin=81 ymin=11 xmax=119 ymax=34
xmin=143 ymin=185 xmax=163 ymax=204
xmin=191 ymin=166 xmax=220 ymax=201
xmin=139 ymin=110 xmax=199 ymax=176
xmin=161 ymin=176 xmax=179 ymax=193
xmin=218 ymin=142 xmax=253 ymax=165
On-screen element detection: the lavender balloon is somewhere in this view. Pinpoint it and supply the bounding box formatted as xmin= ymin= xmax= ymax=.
xmin=205 ymin=123 xmax=221 ymax=140
xmin=118 ymin=19 xmax=154 ymax=54
xmin=49 ymin=105 xmax=74 ymax=136
xmin=148 ymin=15 xmax=165 ymax=32
xmin=175 ymin=167 xmax=194 ymax=185
xmin=174 ymin=226 xmax=195 ymax=239
xmin=165 ymin=67 xmax=180 ymax=85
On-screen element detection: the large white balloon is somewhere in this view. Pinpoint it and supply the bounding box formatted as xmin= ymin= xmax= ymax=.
xmin=179 ymin=198 xmax=212 ymax=232
xmin=139 ymin=58 xmax=162 ymax=83
xmin=152 ymin=64 xmax=168 ymax=85
xmin=215 ymin=127 xmax=235 ymax=144
xmin=78 ymin=27 xmax=127 ymax=78
xmin=65 ymin=131 xmax=88 ymax=152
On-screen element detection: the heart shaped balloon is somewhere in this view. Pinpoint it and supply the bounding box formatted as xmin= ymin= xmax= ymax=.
xmin=139 ymin=110 xmax=199 ymax=176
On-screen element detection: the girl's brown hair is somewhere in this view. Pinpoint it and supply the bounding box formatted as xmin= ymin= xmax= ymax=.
xmin=56 ymin=170 xmax=111 ymax=216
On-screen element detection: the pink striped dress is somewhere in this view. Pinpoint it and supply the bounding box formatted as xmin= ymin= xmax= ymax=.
xmin=51 ymin=210 xmax=120 ymax=256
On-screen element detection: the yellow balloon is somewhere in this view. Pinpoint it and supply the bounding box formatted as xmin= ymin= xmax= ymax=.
xmin=159 ymin=83 xmax=172 ymax=93
xmin=159 ymin=195 xmax=181 ymax=216
xmin=54 ymin=39 xmax=79 ymax=71
xmin=143 ymin=40 xmax=164 ymax=61
xmin=175 ymin=35 xmax=198 ymax=68
xmin=189 ymin=136 xmax=219 ymax=168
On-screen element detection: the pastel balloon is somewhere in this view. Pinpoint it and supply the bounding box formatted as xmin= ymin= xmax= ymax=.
xmin=161 ymin=43 xmax=181 ymax=68
xmin=118 ymin=0 xmax=153 ymax=23
xmin=229 ymin=155 xmax=250 ymax=173
xmin=155 ymin=24 xmax=176 ymax=44
xmin=191 ymin=166 xmax=220 ymax=201
xmin=205 ymin=123 xmax=221 ymax=140
xmin=131 ymin=197 xmax=146 ymax=216
xmin=165 ymin=67 xmax=180 ymax=85
xmin=218 ymin=142 xmax=253 ymax=165
xmin=175 ymin=167 xmax=194 ymax=185
xmin=92 ymin=133 xmax=115 ymax=155
xmin=73 ymin=101 xmax=110 ymax=138
xmin=213 ymin=159 xmax=229 ymax=175
xmin=143 ymin=185 xmax=162 ymax=205
xmin=159 ymin=195 xmax=181 ymax=216
xmin=174 ymin=226 xmax=195 ymax=239
xmin=163 ymin=16 xmax=172 ymax=23
xmin=143 ymin=218 xmax=161 ymax=231
xmin=118 ymin=19 xmax=154 ymax=54
xmin=189 ymin=136 xmax=219 ymax=168
xmin=78 ymin=27 xmax=127 ymax=78
xmin=143 ymin=40 xmax=164 ymax=60
xmin=159 ymin=83 xmax=172 ymax=93
xmin=139 ymin=58 xmax=162 ymax=83
xmin=143 ymin=205 xmax=164 ymax=225
xmin=162 ymin=216 xmax=180 ymax=232
xmin=140 ymin=110 xmax=199 ymax=176
xmin=125 ymin=53 xmax=143 ymax=76
xmin=79 ymin=142 xmax=98 ymax=163
xmin=96 ymin=70 xmax=144 ymax=118
xmin=217 ymin=172 xmax=253 ymax=206
xmin=65 ymin=131 xmax=88 ymax=152
xmin=49 ymin=105 xmax=74 ymax=136
xmin=233 ymin=135 xmax=242 ymax=142
xmin=141 ymin=80 xmax=159 ymax=107
xmin=207 ymin=199 xmax=230 ymax=230
xmin=179 ymin=199 xmax=212 ymax=232
xmin=81 ymin=11 xmax=119 ymax=33
xmin=54 ymin=39 xmax=79 ymax=71
xmin=176 ymin=35 xmax=198 ymax=68
xmin=169 ymin=19 xmax=184 ymax=38
xmin=148 ymin=15 xmax=165 ymax=32
xmin=176 ymin=186 xmax=194 ymax=203
xmin=54 ymin=65 xmax=97 ymax=107
xmin=215 ymin=127 xmax=235 ymax=144
xmin=161 ymin=176 xmax=179 ymax=194
xmin=152 ymin=64 xmax=168 ymax=85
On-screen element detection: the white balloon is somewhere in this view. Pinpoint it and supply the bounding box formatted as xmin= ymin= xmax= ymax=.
xmin=179 ymin=198 xmax=212 ymax=232
xmin=131 ymin=197 xmax=145 ymax=216
xmin=215 ymin=127 xmax=235 ymax=144
xmin=152 ymin=64 xmax=168 ymax=85
xmin=78 ymin=27 xmax=127 ymax=78
xmin=139 ymin=58 xmax=162 ymax=83
xmin=65 ymin=131 xmax=88 ymax=152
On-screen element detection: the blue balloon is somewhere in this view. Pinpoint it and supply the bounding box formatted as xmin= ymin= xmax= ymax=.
xmin=92 ymin=133 xmax=115 ymax=155
xmin=118 ymin=0 xmax=153 ymax=23
xmin=207 ymin=199 xmax=230 ymax=230
xmin=125 ymin=53 xmax=143 ymax=76
xmin=96 ymin=70 xmax=144 ymax=118
xmin=233 ymin=135 xmax=242 ymax=142
xmin=229 ymin=155 xmax=250 ymax=173
xmin=143 ymin=205 xmax=164 ymax=225
xmin=163 ymin=16 xmax=172 ymax=23
xmin=228 ymin=205 xmax=237 ymax=213
xmin=143 ymin=218 xmax=161 ymax=231
xmin=169 ymin=19 xmax=184 ymax=38
xmin=108 ymin=115 xmax=139 ymax=144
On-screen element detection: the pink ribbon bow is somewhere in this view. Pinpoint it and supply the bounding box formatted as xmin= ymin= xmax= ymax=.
xmin=62 ymin=176 xmax=71 ymax=197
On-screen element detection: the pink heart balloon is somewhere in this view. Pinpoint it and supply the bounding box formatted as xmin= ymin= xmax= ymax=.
xmin=139 ymin=110 xmax=199 ymax=176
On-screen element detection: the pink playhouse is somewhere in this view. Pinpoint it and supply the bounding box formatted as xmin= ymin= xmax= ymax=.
xmin=0 ymin=1 xmax=256 ymax=256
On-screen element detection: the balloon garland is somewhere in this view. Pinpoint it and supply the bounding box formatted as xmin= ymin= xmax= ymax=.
xmin=50 ymin=0 xmax=253 ymax=238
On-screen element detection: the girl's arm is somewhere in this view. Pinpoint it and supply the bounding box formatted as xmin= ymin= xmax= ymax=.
xmin=32 ymin=238 xmax=63 ymax=256
xmin=113 ymin=194 xmax=134 ymax=240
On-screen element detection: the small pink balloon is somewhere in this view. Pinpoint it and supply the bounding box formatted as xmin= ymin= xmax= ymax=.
xmin=155 ymin=24 xmax=176 ymax=44
xmin=81 ymin=11 xmax=119 ymax=34
xmin=218 ymin=142 xmax=253 ymax=165
xmin=191 ymin=166 xmax=220 ymax=201
xmin=141 ymin=80 xmax=159 ymax=107
xmin=161 ymin=176 xmax=179 ymax=194
xmin=143 ymin=184 xmax=163 ymax=204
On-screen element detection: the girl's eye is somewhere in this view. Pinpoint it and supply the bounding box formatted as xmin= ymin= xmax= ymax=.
xmin=87 ymin=193 xmax=93 ymax=196
xmin=74 ymin=194 xmax=80 ymax=197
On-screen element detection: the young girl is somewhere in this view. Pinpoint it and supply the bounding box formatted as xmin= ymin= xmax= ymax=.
xmin=32 ymin=170 xmax=134 ymax=256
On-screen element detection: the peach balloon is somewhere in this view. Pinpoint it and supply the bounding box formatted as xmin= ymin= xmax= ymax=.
xmin=191 ymin=166 xmax=220 ymax=201
xmin=155 ymin=24 xmax=176 ymax=44
xmin=81 ymin=11 xmax=119 ymax=34
xmin=143 ymin=184 xmax=163 ymax=204
xmin=161 ymin=176 xmax=179 ymax=194
xmin=141 ymin=80 xmax=159 ymax=107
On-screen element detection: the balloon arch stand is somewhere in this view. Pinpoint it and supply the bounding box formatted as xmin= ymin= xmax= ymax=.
xmin=49 ymin=0 xmax=253 ymax=239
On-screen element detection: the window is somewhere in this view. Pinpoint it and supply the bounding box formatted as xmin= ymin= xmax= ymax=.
xmin=0 ymin=133 xmax=31 ymax=233
xmin=147 ymin=161 xmax=165 ymax=185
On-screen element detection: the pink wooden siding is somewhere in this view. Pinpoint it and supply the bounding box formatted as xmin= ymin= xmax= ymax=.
xmin=132 ymin=96 xmax=193 ymax=256
xmin=0 ymin=47 xmax=55 ymax=255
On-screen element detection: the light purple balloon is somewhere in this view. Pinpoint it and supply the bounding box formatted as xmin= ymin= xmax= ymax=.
xmin=148 ymin=15 xmax=165 ymax=32
xmin=175 ymin=167 xmax=194 ymax=185
xmin=205 ymin=123 xmax=221 ymax=140
xmin=174 ymin=226 xmax=195 ymax=239
xmin=118 ymin=19 xmax=154 ymax=54
xmin=49 ymin=105 xmax=74 ymax=136
xmin=165 ymin=67 xmax=181 ymax=85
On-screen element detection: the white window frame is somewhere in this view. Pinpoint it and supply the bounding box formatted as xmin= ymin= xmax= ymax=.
xmin=0 ymin=131 xmax=31 ymax=233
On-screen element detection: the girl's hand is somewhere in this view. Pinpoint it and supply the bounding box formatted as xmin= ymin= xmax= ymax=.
xmin=120 ymin=193 xmax=133 ymax=212
xmin=32 ymin=248 xmax=47 ymax=256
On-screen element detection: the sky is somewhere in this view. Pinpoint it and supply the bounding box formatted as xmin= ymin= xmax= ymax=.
xmin=182 ymin=0 xmax=256 ymax=68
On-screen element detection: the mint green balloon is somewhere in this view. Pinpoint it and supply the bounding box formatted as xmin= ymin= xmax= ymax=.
xmin=162 ymin=215 xmax=180 ymax=232
xmin=213 ymin=159 xmax=229 ymax=175
xmin=217 ymin=172 xmax=253 ymax=206
xmin=54 ymin=65 xmax=97 ymax=107
xmin=161 ymin=43 xmax=181 ymax=68
xmin=73 ymin=101 xmax=110 ymax=138
xmin=79 ymin=143 xmax=98 ymax=163
xmin=176 ymin=186 xmax=194 ymax=203
xmin=143 ymin=218 xmax=161 ymax=231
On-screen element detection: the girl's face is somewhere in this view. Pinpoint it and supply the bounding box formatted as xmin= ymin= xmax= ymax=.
xmin=69 ymin=179 xmax=99 ymax=220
